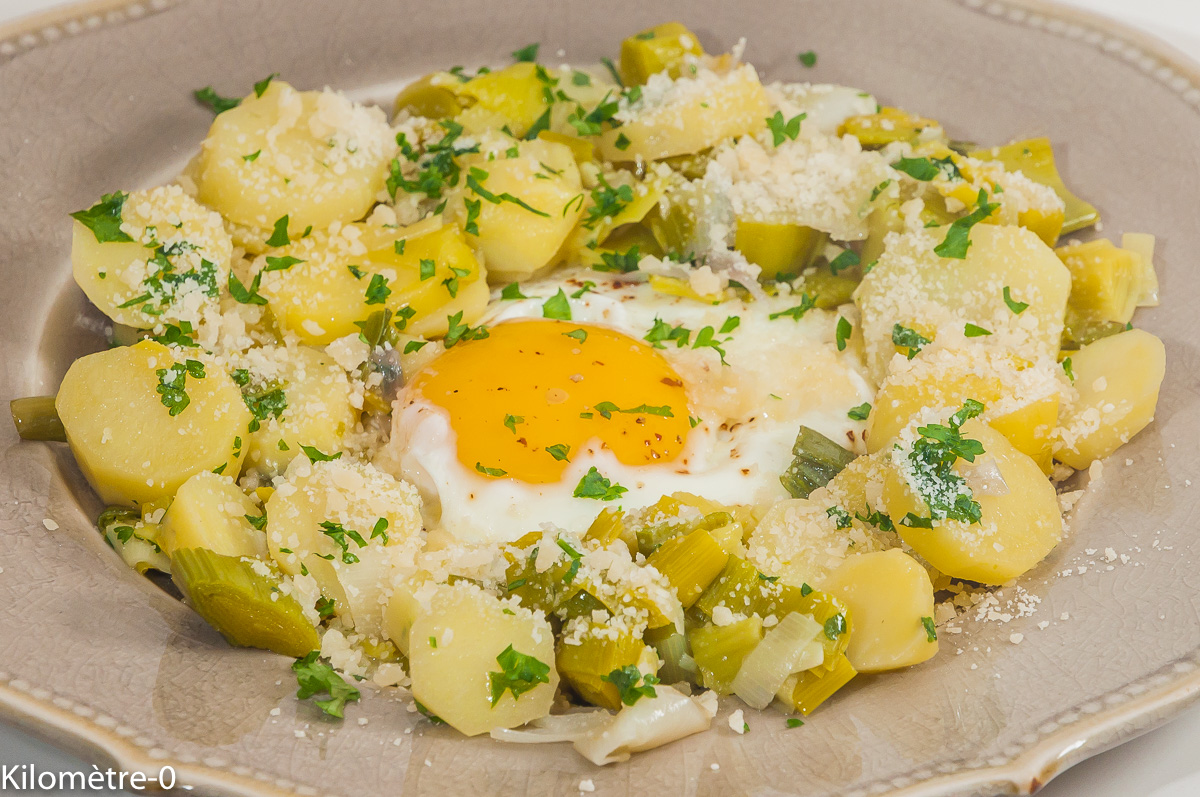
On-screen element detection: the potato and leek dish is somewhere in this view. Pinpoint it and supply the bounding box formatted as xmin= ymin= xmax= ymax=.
xmin=13 ymin=24 xmax=1167 ymax=764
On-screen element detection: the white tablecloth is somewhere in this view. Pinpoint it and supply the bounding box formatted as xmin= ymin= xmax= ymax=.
xmin=1 ymin=1 xmax=1198 ymax=794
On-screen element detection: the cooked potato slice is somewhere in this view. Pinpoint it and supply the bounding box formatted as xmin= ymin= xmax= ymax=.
xmin=194 ymin=81 xmax=394 ymax=237
xmin=259 ymin=221 xmax=486 ymax=345
xmin=239 ymin=345 xmax=357 ymax=476
xmin=1056 ymin=329 xmax=1166 ymax=469
xmin=825 ymin=549 xmax=937 ymax=673
xmin=746 ymin=497 xmax=880 ymax=589
xmin=159 ymin=471 xmax=265 ymax=558
xmin=881 ymin=419 xmax=1061 ymax=584
xmin=453 ymin=139 xmax=584 ymax=281
xmin=597 ymin=63 xmax=769 ymax=161
xmin=409 ymin=582 xmax=557 ymax=736
xmin=71 ymin=186 xmax=230 ymax=328
xmin=856 ymin=224 xmax=1070 ymax=382
xmin=867 ymin=345 xmax=1062 ymax=472
xmin=56 ymin=341 xmax=249 ymax=506
xmin=265 ymin=457 xmax=423 ymax=636
xmin=455 ymin=63 xmax=553 ymax=138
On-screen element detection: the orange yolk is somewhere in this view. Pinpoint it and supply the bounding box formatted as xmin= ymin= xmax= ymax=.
xmin=405 ymin=319 xmax=692 ymax=484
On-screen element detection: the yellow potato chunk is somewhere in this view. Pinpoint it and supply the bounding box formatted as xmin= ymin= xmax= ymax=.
xmin=746 ymin=498 xmax=881 ymax=589
xmin=596 ymin=64 xmax=769 ymax=161
xmin=56 ymin=341 xmax=249 ymax=507
xmin=855 ymin=225 xmax=1070 ymax=382
xmin=1056 ymin=329 xmax=1166 ymax=470
xmin=733 ymin=220 xmax=827 ymax=280
xmin=881 ymin=419 xmax=1061 ymax=584
xmin=71 ymin=186 xmax=231 ymax=329
xmin=838 ymin=107 xmax=944 ymax=149
xmin=455 ymin=63 xmax=552 ymax=138
xmin=260 ymin=221 xmax=487 ymax=345
xmin=159 ymin=472 xmax=266 ymax=559
xmin=619 ymin=22 xmax=705 ymax=86
xmin=409 ymin=582 xmax=558 ymax=736
xmin=867 ymin=345 xmax=1062 ymax=473
xmin=393 ymin=73 xmax=468 ymax=119
xmin=825 ymin=550 xmax=937 ymax=673
xmin=454 ymin=139 xmax=584 ymax=281
xmin=265 ymin=457 xmax=423 ymax=636
xmin=1056 ymin=239 xmax=1142 ymax=326
xmin=194 ymin=81 xmax=394 ymax=237
xmin=239 ymin=346 xmax=357 ymax=476
xmin=970 ymin=138 xmax=1099 ymax=236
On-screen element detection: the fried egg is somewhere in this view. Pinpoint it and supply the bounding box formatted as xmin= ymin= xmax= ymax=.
xmin=388 ymin=269 xmax=872 ymax=542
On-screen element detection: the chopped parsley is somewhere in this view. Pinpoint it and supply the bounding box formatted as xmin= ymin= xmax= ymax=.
xmin=1062 ymin=357 xmax=1075 ymax=383
xmin=601 ymin=666 xmax=660 ymax=706
xmin=194 ymin=86 xmax=241 ymax=115
xmin=798 ymin=50 xmax=817 ymax=67
xmin=318 ymin=520 xmax=367 ymax=564
xmin=443 ymin=311 xmax=489 ymax=348
xmin=963 ymin=323 xmax=992 ymax=337
xmin=766 ymin=111 xmax=806 ymax=146
xmin=1003 ymin=286 xmax=1028 ymax=314
xmin=488 ymin=645 xmax=551 ymax=706
xmin=614 ymin=133 xmax=632 ymax=151
xmin=922 ymin=616 xmax=938 ymax=642
xmin=592 ymin=401 xmax=673 ymax=419
xmin=292 ymin=651 xmax=360 ymax=719
xmin=464 ymin=197 xmax=481 ymax=236
xmin=265 ymin=215 xmax=291 ymax=247
xmin=829 ymin=250 xmax=860 ymax=275
xmin=301 ymin=444 xmax=342 ymax=463
xmin=442 ymin=265 xmax=471 ymax=298
xmin=466 ymin=166 xmax=549 ymax=216
xmin=855 ymin=509 xmax=894 ymax=532
xmin=563 ymin=328 xmax=588 ymax=343
xmin=500 ymin=282 xmax=528 ymax=300
xmin=243 ymin=150 xmax=261 ymax=162
xmin=573 ymin=467 xmax=627 ymax=501
xmin=403 ymin=340 xmax=428 ymax=354
xmin=70 ymin=192 xmax=134 ymax=243
xmin=556 ymin=537 xmax=583 ymax=583
xmin=934 ymin=189 xmax=999 ymax=259
xmin=582 ymin=175 xmax=634 ymax=229
xmin=370 ymin=518 xmax=389 ymax=543
xmin=264 ymin=255 xmax=303 ymax=271
xmin=645 ymin=318 xmax=691 ymax=348
xmin=227 ymin=270 xmax=268 ymax=306
xmin=769 ymin=294 xmax=816 ymax=322
xmin=503 ymin=414 xmax=524 ymax=433
xmin=476 ymin=462 xmax=508 ymax=477
xmin=824 ymin=613 xmax=847 ymax=641
xmin=542 ymin=289 xmax=572 ymax=320
xmin=243 ymin=387 xmax=287 ymax=432
xmin=892 ymin=323 xmax=930 ymax=359
xmin=787 ymin=718 xmax=805 ymax=728
xmin=419 ymin=259 xmax=436 ymax=281
xmin=720 ymin=316 xmax=741 ymax=334
xmin=253 ymin=73 xmax=278 ymax=98
xmin=155 ymin=359 xmax=204 ymax=416
xmin=153 ymin=321 xmax=198 ymax=348
xmin=891 ymin=156 xmax=940 ymax=181
xmin=903 ymin=399 xmax=987 ymax=526
xmin=595 ymin=245 xmax=641 ymax=273
xmin=826 ymin=506 xmax=852 ymax=529
xmin=545 ymin=443 xmax=571 ymax=461
xmin=511 ymin=43 xmax=540 ymax=62
xmin=847 ymin=402 xmax=871 ymax=421
xmin=835 ymin=317 xmax=852 ymax=351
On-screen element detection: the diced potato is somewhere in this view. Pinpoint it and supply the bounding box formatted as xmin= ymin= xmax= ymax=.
xmin=454 ymin=139 xmax=584 ymax=281
xmin=881 ymin=419 xmax=1062 ymax=584
xmin=596 ymin=64 xmax=769 ymax=161
xmin=867 ymin=345 xmax=1062 ymax=473
xmin=855 ymin=224 xmax=1071 ymax=382
xmin=382 ymin=575 xmax=424 ymax=656
xmin=814 ymin=451 xmax=893 ymax=525
xmin=242 ymin=346 xmax=357 ymax=476
xmin=56 ymin=341 xmax=249 ymax=506
xmin=71 ymin=186 xmax=231 ymax=329
xmin=557 ymin=628 xmax=658 ymax=711
xmin=824 ymin=550 xmax=937 ymax=673
xmin=746 ymin=498 xmax=877 ymax=589
xmin=733 ymin=219 xmax=827 ymax=280
xmin=159 ymin=471 xmax=266 ymax=558
xmin=838 ymin=107 xmax=944 ymax=149
xmin=970 ymin=138 xmax=1098 ymax=235
xmin=260 ymin=221 xmax=486 ymax=345
xmin=619 ymin=22 xmax=705 ymax=86
xmin=409 ymin=582 xmax=558 ymax=736
xmin=1122 ymin=232 xmax=1159 ymax=307
xmin=1056 ymin=329 xmax=1166 ymax=469
xmin=1056 ymin=239 xmax=1142 ymax=325
xmin=194 ymin=81 xmax=394 ymax=237
xmin=265 ymin=457 xmax=423 ymax=635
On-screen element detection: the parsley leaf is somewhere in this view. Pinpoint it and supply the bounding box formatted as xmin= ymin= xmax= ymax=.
xmin=798 ymin=50 xmax=817 ymax=67
xmin=1003 ymin=286 xmax=1028 ymax=314
xmin=829 ymin=250 xmax=860 ymax=275
xmin=504 ymin=414 xmax=524 ymax=434
xmin=500 ymin=282 xmax=528 ymax=300
xmin=766 ymin=111 xmax=806 ymax=146
xmin=265 ymin=215 xmax=290 ymax=247
xmin=228 ymin=270 xmax=269 ymax=305
xmin=1062 ymin=357 xmax=1075 ymax=383
xmin=542 ymin=289 xmax=572 ymax=320
xmin=194 ymin=86 xmax=241 ymax=115
xmin=892 ymin=157 xmax=940 ymax=181
xmin=476 ymin=462 xmax=508 ymax=477
xmin=573 ymin=467 xmax=628 ymax=501
xmin=847 ymin=402 xmax=871 ymax=421
xmin=301 ymin=445 xmax=342 ymax=462
xmin=443 ymin=311 xmax=489 ymax=348
xmin=364 ymin=274 xmax=391 ymax=305
xmin=464 ymin=197 xmax=481 ymax=236
xmin=70 ymin=192 xmax=135 ymax=244
xmin=595 ymin=245 xmax=641 ymax=273
xmin=155 ymin=361 xmax=203 ymax=416
xmin=601 ymin=666 xmax=659 ymax=706
xmin=545 ymin=443 xmax=571 ymax=461
xmin=892 ymin=324 xmax=930 ymax=359
xmin=512 ymin=43 xmax=540 ymax=62
xmin=963 ymin=323 xmax=992 ymax=337
xmin=904 ymin=400 xmax=987 ymax=525
xmin=243 ymin=387 xmax=287 ymax=432
xmin=769 ymin=294 xmax=816 ymax=322
xmin=253 ymin=73 xmax=279 ymax=98
xmin=563 ymin=328 xmax=588 ymax=343
xmin=264 ymin=255 xmax=303 ymax=271
xmin=582 ymin=175 xmax=634 ymax=229
xmin=488 ymin=645 xmax=551 ymax=705
xmin=292 ymin=651 xmax=361 ymax=718
xmin=318 ymin=520 xmax=368 ymax=565
xmin=922 ymin=616 xmax=938 ymax=642
xmin=934 ymin=189 xmax=999 ymax=259
xmin=835 ymin=317 xmax=852 ymax=351
xmin=824 ymin=614 xmax=847 ymax=640
xmin=827 ymin=506 xmax=852 ymax=529
xmin=644 ymin=318 xmax=691 ymax=348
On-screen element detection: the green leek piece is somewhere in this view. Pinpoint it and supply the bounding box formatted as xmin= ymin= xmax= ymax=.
xmin=783 ymin=652 xmax=857 ymax=715
xmin=99 ymin=506 xmax=170 ymax=574
xmin=970 ymin=137 xmax=1099 ymax=235
xmin=556 ymin=588 xmax=609 ymax=623
xmin=645 ymin=528 xmax=729 ymax=608
xmin=689 ymin=615 xmax=763 ymax=694
xmin=730 ymin=611 xmax=822 ymax=709
xmin=804 ymin=270 xmax=860 ymax=309
xmin=584 ymin=507 xmax=630 ymax=550
xmin=645 ymin=627 xmax=698 ymax=686
xmin=694 ymin=556 xmax=853 ymax=662
xmin=10 ymin=396 xmax=66 ymax=442
xmin=780 ymin=426 xmax=856 ymax=499
xmin=393 ymin=73 xmax=468 ymax=119
xmin=619 ymin=22 xmax=704 ymax=86
xmin=734 ymin=220 xmax=828 ymax=281
xmin=171 ymin=547 xmax=319 ymax=657
xmin=502 ymin=532 xmax=577 ymax=613
xmin=1056 ymin=239 xmax=1141 ymax=326
xmin=644 ymin=193 xmax=697 ymax=257
xmin=635 ymin=507 xmax=734 ymax=557
xmin=1060 ymin=310 xmax=1127 ymax=351
xmin=556 ymin=628 xmax=652 ymax=710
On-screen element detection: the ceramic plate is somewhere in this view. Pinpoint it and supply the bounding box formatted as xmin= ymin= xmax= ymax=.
xmin=3 ymin=0 xmax=1200 ymax=794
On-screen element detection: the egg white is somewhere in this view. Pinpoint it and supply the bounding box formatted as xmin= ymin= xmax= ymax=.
xmin=389 ymin=269 xmax=873 ymax=543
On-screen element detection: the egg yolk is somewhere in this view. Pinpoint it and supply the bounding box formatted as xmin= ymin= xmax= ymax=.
xmin=405 ymin=319 xmax=692 ymax=484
